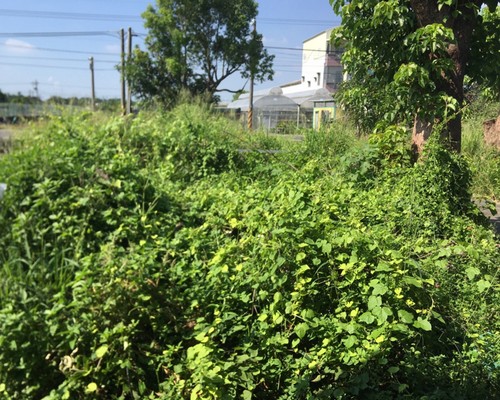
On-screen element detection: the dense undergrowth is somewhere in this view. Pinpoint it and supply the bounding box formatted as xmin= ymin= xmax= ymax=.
xmin=0 ymin=105 xmax=498 ymax=399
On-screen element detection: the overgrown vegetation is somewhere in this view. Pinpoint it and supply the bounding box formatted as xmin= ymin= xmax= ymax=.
xmin=0 ymin=104 xmax=498 ymax=399
xmin=461 ymin=98 xmax=500 ymax=199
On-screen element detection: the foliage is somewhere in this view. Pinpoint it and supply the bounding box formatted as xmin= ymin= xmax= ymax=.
xmin=330 ymin=0 xmax=500 ymax=150
xmin=125 ymin=0 xmax=274 ymax=107
xmin=45 ymin=97 xmax=121 ymax=112
xmin=0 ymin=106 xmax=498 ymax=399
xmin=468 ymin=6 xmax=500 ymax=100
xmin=0 ymin=91 xmax=41 ymax=105
xmin=461 ymin=108 xmax=500 ymax=199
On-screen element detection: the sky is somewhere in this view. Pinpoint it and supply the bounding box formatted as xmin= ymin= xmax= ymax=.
xmin=0 ymin=0 xmax=341 ymax=101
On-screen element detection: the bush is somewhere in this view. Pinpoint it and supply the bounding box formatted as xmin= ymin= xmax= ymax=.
xmin=0 ymin=109 xmax=498 ymax=399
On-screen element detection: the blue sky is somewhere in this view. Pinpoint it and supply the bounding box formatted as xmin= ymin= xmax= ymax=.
xmin=0 ymin=0 xmax=340 ymax=101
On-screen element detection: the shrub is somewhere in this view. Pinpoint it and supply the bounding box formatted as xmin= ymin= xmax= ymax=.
xmin=0 ymin=108 xmax=498 ymax=399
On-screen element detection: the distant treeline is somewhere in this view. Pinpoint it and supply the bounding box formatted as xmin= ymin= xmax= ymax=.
xmin=0 ymin=89 xmax=121 ymax=112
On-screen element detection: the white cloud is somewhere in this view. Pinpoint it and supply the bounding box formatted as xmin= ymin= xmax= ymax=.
xmin=4 ymin=38 xmax=35 ymax=53
xmin=263 ymin=35 xmax=288 ymax=46
xmin=105 ymin=44 xmax=121 ymax=54
xmin=47 ymin=76 xmax=61 ymax=87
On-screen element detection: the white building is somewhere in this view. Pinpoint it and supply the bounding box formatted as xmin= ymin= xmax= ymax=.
xmin=228 ymin=28 xmax=344 ymax=130
xmin=285 ymin=28 xmax=344 ymax=95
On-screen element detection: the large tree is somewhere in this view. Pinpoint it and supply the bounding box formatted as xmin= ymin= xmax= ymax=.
xmin=126 ymin=0 xmax=274 ymax=106
xmin=330 ymin=0 xmax=500 ymax=152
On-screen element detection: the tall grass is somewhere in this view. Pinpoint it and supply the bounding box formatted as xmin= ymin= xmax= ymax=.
xmin=302 ymin=120 xmax=361 ymax=159
xmin=462 ymin=117 xmax=500 ymax=200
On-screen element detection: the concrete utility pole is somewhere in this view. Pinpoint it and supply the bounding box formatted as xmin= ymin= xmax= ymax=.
xmin=126 ymin=27 xmax=133 ymax=115
xmin=89 ymin=57 xmax=96 ymax=111
xmin=31 ymin=80 xmax=39 ymax=99
xmin=120 ymin=28 xmax=126 ymax=115
xmin=247 ymin=18 xmax=256 ymax=130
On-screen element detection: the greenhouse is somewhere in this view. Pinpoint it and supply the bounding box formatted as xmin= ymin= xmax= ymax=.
xmin=252 ymin=87 xmax=300 ymax=132
xmin=227 ymin=86 xmax=340 ymax=132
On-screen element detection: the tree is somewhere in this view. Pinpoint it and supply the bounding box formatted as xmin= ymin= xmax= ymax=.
xmin=330 ymin=0 xmax=500 ymax=152
xmin=126 ymin=0 xmax=274 ymax=107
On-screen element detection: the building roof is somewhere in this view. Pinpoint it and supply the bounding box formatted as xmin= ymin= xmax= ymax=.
xmin=302 ymin=27 xmax=334 ymax=44
xmin=227 ymin=87 xmax=334 ymax=111
xmin=254 ymin=87 xmax=298 ymax=111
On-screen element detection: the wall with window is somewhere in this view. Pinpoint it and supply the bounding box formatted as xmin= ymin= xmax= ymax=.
xmin=301 ymin=30 xmax=330 ymax=89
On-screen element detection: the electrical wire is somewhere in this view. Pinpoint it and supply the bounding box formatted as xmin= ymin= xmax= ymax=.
xmin=0 ymin=82 xmax=118 ymax=91
xmin=0 ymin=8 xmax=339 ymax=26
xmin=0 ymin=42 xmax=120 ymax=56
xmin=0 ymin=31 xmax=118 ymax=38
xmin=0 ymin=54 xmax=118 ymax=64
xmin=0 ymin=61 xmax=114 ymax=71
xmin=258 ymin=17 xmax=340 ymax=26
xmin=0 ymin=9 xmax=142 ymax=22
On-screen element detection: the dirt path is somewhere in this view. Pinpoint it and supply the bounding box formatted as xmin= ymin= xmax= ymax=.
xmin=0 ymin=128 xmax=13 ymax=140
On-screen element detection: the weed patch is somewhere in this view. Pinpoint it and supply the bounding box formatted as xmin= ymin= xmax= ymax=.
xmin=0 ymin=106 xmax=498 ymax=399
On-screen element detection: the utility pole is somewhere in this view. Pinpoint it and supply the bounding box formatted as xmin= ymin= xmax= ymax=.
xmin=126 ymin=27 xmax=133 ymax=115
xmin=120 ymin=28 xmax=126 ymax=115
xmin=247 ymin=19 xmax=256 ymax=130
xmin=89 ymin=57 xmax=96 ymax=111
xmin=31 ymin=80 xmax=39 ymax=99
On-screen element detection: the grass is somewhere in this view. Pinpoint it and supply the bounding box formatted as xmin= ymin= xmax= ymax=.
xmin=0 ymin=106 xmax=498 ymax=399
xmin=462 ymin=115 xmax=500 ymax=200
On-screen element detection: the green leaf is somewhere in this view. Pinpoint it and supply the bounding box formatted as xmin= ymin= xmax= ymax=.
xmin=413 ymin=317 xmax=432 ymax=331
xmin=477 ymin=279 xmax=491 ymax=293
xmin=397 ymin=309 xmax=414 ymax=324
xmin=85 ymin=382 xmax=98 ymax=393
xmin=187 ymin=343 xmax=212 ymax=361
xmin=301 ymin=308 xmax=316 ymax=319
xmin=294 ymin=322 xmax=309 ymax=339
xmin=398 ymin=384 xmax=409 ymax=393
xmin=368 ymin=295 xmax=382 ymax=310
xmin=465 ymin=267 xmax=480 ymax=280
xmin=242 ymin=390 xmax=253 ymax=400
xmin=372 ymin=306 xmax=391 ymax=324
xmin=371 ymin=281 xmax=388 ymax=296
xmin=296 ymin=252 xmax=306 ymax=262
xmin=343 ymin=335 xmax=358 ymax=349
xmin=375 ymin=262 xmax=392 ymax=272
xmin=194 ymin=332 xmax=208 ymax=343
xmin=403 ymin=276 xmax=423 ymax=288
xmin=95 ymin=344 xmax=108 ymax=358
xmin=359 ymin=311 xmax=376 ymax=324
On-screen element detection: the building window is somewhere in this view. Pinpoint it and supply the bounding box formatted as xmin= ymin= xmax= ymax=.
xmin=326 ymin=67 xmax=343 ymax=89
xmin=317 ymin=72 xmax=321 ymax=85
xmin=307 ymin=81 xmax=311 ymax=87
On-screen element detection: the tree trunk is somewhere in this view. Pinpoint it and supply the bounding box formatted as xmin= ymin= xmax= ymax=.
xmin=409 ymin=0 xmax=482 ymax=153
xmin=412 ymin=117 xmax=433 ymax=156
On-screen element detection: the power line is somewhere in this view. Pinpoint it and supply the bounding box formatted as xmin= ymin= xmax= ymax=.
xmin=266 ymin=45 xmax=342 ymax=54
xmin=258 ymin=18 xmax=339 ymax=26
xmin=0 ymin=61 xmax=115 ymax=71
xmin=0 ymin=8 xmax=339 ymax=27
xmin=0 ymin=42 xmax=120 ymax=56
xmin=0 ymin=9 xmax=142 ymax=22
xmin=0 ymin=31 xmax=118 ymax=38
xmin=0 ymin=80 xmax=120 ymax=91
xmin=0 ymin=54 xmax=118 ymax=64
